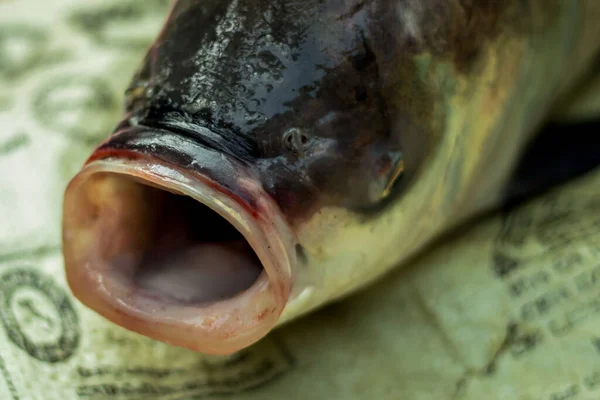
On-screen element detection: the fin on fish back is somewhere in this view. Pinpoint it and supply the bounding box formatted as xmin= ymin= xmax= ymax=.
xmin=503 ymin=51 xmax=600 ymax=208
xmin=551 ymin=56 xmax=600 ymax=123
xmin=502 ymin=113 xmax=600 ymax=209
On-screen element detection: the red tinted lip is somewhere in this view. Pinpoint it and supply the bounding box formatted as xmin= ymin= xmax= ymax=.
xmin=62 ymin=151 xmax=296 ymax=354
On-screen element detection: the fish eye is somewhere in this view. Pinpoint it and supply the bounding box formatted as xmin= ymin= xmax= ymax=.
xmin=283 ymin=127 xmax=312 ymax=153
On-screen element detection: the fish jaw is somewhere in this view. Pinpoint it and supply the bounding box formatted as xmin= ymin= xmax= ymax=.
xmin=62 ymin=132 xmax=296 ymax=355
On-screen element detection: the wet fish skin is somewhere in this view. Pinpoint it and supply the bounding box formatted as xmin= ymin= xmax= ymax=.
xmin=63 ymin=0 xmax=600 ymax=354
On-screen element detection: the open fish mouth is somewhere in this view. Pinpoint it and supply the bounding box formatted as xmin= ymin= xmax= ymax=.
xmin=62 ymin=141 xmax=295 ymax=354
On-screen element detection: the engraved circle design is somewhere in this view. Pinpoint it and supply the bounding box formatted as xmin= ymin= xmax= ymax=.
xmin=32 ymin=75 xmax=119 ymax=144
xmin=0 ymin=25 xmax=48 ymax=79
xmin=0 ymin=268 xmax=80 ymax=363
xmin=68 ymin=0 xmax=171 ymax=50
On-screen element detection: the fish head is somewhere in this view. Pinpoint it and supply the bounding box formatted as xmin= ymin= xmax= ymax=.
xmin=63 ymin=0 xmax=562 ymax=354
xmin=131 ymin=0 xmax=425 ymax=210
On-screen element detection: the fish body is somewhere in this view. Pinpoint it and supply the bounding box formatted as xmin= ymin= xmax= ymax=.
xmin=62 ymin=0 xmax=600 ymax=354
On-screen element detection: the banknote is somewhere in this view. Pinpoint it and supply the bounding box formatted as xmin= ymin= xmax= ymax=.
xmin=1 ymin=0 xmax=600 ymax=399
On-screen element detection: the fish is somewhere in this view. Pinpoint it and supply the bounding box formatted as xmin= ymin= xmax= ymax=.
xmin=62 ymin=0 xmax=600 ymax=355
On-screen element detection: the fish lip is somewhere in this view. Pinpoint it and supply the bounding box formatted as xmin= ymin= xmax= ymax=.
xmin=62 ymin=150 xmax=296 ymax=355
